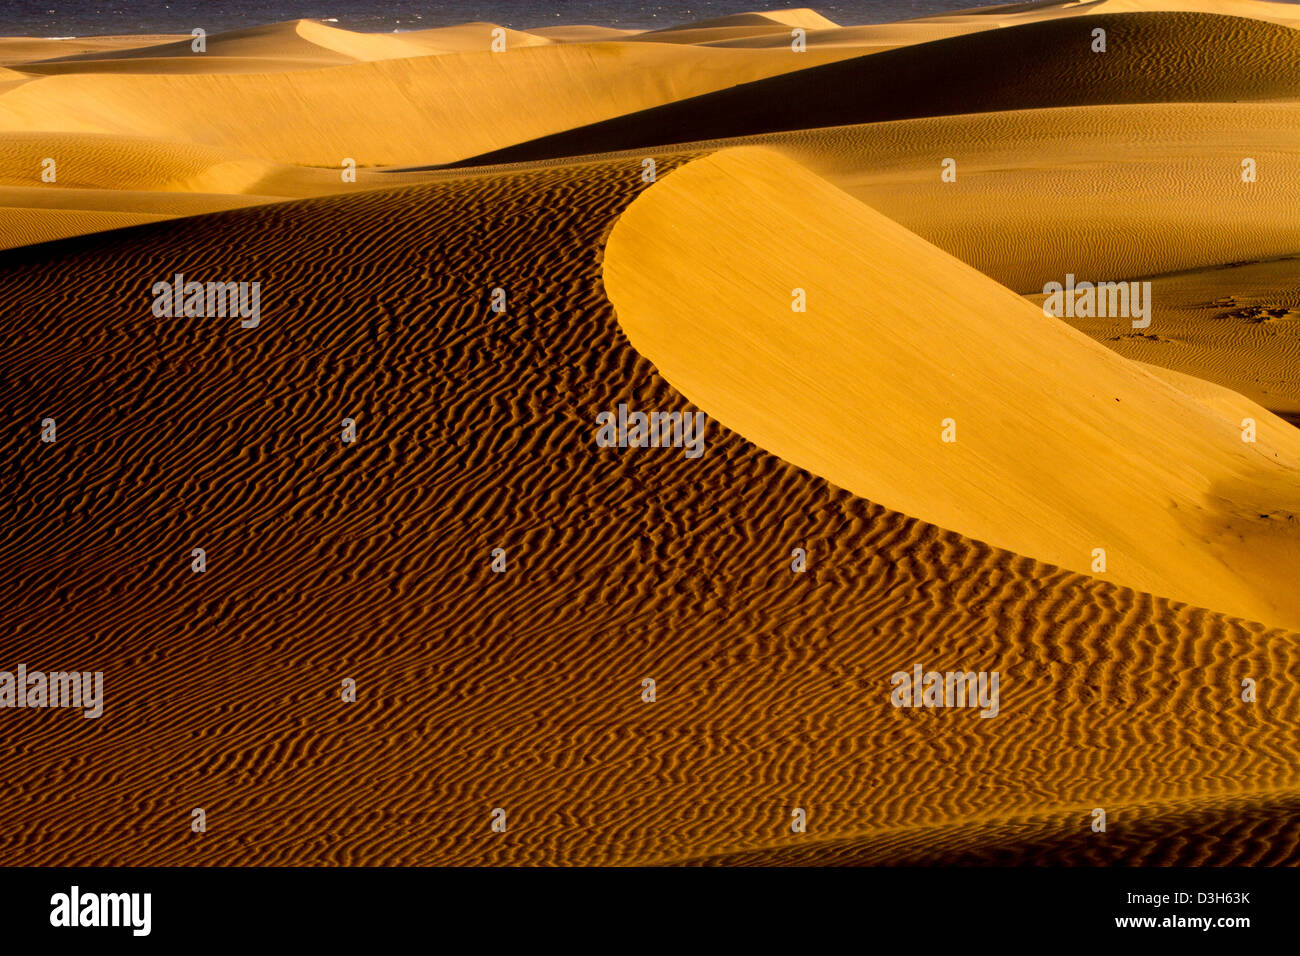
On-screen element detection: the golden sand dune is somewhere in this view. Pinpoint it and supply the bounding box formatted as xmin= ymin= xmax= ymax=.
xmin=0 ymin=131 xmax=370 ymax=248
xmin=568 ymin=101 xmax=1298 ymax=295
xmin=391 ymin=22 xmax=553 ymax=53
xmin=16 ymin=20 xmax=531 ymax=75
xmin=2 ymin=0 xmax=1299 ymax=871
xmin=452 ymin=11 xmax=1300 ymax=166
xmin=629 ymin=9 xmax=841 ymax=44
xmin=694 ymin=0 xmax=1300 ymax=51
xmin=21 ymin=22 xmax=356 ymax=75
xmin=895 ymin=0 xmax=1300 ymax=32
xmin=695 ymin=23 xmax=979 ymax=50
xmin=0 ymin=132 xmax=282 ymax=192
xmin=762 ymin=103 xmax=1300 ymax=294
xmin=1 ymin=155 xmax=1298 ymax=867
xmin=0 ymin=205 xmax=171 ymax=248
xmin=14 ymin=21 xmax=556 ymax=75
xmin=658 ymin=9 xmax=842 ymax=31
xmin=580 ymin=101 xmax=1300 ymax=423
xmin=0 ymin=36 xmax=184 ymax=69
xmin=527 ymin=25 xmax=643 ymax=42
xmin=604 ymin=148 xmax=1300 ymax=630
xmin=0 ymin=42 xmax=866 ymax=166
xmin=1025 ymin=0 xmax=1300 ymax=26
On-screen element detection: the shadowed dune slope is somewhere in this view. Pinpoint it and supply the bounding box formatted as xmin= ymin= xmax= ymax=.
xmin=0 ymin=155 xmax=1299 ymax=865
xmin=604 ymin=148 xmax=1300 ymax=630
xmin=451 ymin=11 xmax=1300 ymax=166
xmin=678 ymin=791 xmax=1300 ymax=865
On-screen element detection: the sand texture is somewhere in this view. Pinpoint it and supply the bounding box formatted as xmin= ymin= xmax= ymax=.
xmin=1 ymin=1 xmax=1299 ymax=866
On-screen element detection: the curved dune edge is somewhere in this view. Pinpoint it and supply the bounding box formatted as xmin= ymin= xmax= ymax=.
xmin=603 ymin=147 xmax=1300 ymax=630
xmin=2 ymin=155 xmax=1299 ymax=865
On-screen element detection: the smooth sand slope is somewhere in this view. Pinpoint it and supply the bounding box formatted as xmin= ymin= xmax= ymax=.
xmin=0 ymin=38 xmax=865 ymax=167
xmin=1 ymin=156 xmax=1298 ymax=867
xmin=605 ymin=148 xmax=1300 ymax=631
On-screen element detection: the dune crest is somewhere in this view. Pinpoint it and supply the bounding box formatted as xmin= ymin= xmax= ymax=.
xmin=604 ymin=147 xmax=1300 ymax=629
xmin=0 ymin=41 xmax=866 ymax=166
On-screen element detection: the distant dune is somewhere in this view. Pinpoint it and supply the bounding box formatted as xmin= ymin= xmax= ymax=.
xmin=452 ymin=12 xmax=1300 ymax=166
xmin=0 ymin=41 xmax=866 ymax=165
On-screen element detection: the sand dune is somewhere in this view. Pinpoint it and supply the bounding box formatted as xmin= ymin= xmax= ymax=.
xmin=527 ymin=25 xmax=643 ymax=42
xmin=0 ymin=42 xmax=867 ymax=166
xmin=605 ymin=148 xmax=1300 ymax=630
xmin=0 ymin=131 xmax=368 ymax=248
xmin=13 ymin=20 xmax=558 ymax=75
xmin=0 ymin=36 xmax=185 ymax=68
xmin=2 ymin=1 xmax=1299 ymax=870
xmin=1 ymin=154 xmax=1298 ymax=867
xmin=591 ymin=101 xmax=1300 ymax=422
xmin=1011 ymin=0 xmax=1300 ymax=26
xmin=630 ymin=9 xmax=841 ymax=44
xmin=394 ymin=22 xmax=553 ymax=53
xmin=16 ymin=20 xmax=520 ymax=75
xmin=0 ymin=205 xmax=173 ymax=248
xmin=763 ymin=103 xmax=1300 ymax=294
xmin=0 ymin=132 xmax=282 ymax=192
xmin=695 ymin=0 xmax=1300 ymax=50
xmin=451 ymin=11 xmax=1300 ymax=166
xmin=554 ymin=101 xmax=1300 ymax=295
xmin=25 ymin=22 xmax=344 ymax=72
